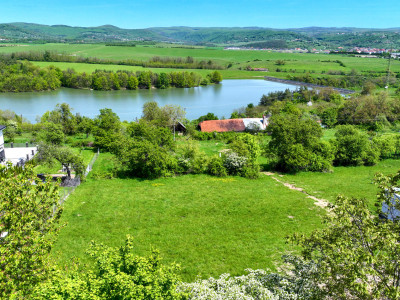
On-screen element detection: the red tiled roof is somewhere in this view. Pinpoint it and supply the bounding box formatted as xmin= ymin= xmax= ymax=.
xmin=199 ymin=119 xmax=245 ymax=132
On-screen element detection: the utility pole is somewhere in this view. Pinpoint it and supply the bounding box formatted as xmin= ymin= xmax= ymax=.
xmin=385 ymin=36 xmax=393 ymax=92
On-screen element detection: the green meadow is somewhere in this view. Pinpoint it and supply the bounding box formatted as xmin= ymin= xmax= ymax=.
xmin=51 ymin=145 xmax=400 ymax=281
xmin=1 ymin=43 xmax=399 ymax=79
xmin=52 ymin=152 xmax=325 ymax=281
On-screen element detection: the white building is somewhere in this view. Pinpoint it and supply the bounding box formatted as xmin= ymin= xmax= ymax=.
xmin=0 ymin=125 xmax=37 ymax=166
xmin=0 ymin=125 xmax=5 ymax=162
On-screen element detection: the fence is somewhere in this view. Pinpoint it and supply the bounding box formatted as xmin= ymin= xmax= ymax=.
xmin=57 ymin=149 xmax=100 ymax=205
xmin=4 ymin=142 xmax=36 ymax=148
xmin=85 ymin=148 xmax=100 ymax=176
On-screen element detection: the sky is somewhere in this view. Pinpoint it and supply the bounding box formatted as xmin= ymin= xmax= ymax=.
xmin=1 ymin=0 xmax=399 ymax=29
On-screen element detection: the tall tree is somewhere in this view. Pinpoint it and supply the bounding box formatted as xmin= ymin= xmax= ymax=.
xmin=93 ymin=108 xmax=121 ymax=151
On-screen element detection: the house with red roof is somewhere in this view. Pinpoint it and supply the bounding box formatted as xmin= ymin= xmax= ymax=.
xmin=199 ymin=116 xmax=269 ymax=132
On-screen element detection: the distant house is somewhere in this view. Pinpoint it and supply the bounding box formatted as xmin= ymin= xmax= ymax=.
xmin=0 ymin=125 xmax=5 ymax=162
xmin=199 ymin=116 xmax=269 ymax=132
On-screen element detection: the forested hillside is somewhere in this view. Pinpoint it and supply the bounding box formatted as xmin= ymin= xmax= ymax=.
xmin=1 ymin=23 xmax=400 ymax=49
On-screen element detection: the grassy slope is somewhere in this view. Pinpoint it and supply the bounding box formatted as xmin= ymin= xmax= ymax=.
xmin=52 ymin=153 xmax=324 ymax=281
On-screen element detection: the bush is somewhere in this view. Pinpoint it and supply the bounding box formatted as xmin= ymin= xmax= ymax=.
xmin=119 ymin=140 xmax=178 ymax=179
xmin=207 ymin=156 xmax=227 ymax=177
xmin=267 ymin=113 xmax=333 ymax=172
xmin=372 ymin=135 xmax=397 ymax=159
xmin=223 ymin=152 xmax=247 ymax=175
xmin=333 ymin=125 xmax=379 ymax=166
xmin=241 ymin=161 xmax=260 ymax=179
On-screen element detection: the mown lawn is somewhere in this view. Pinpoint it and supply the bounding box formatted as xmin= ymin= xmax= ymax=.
xmin=52 ymin=153 xmax=324 ymax=281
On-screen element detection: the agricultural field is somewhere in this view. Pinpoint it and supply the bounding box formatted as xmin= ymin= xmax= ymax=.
xmin=1 ymin=43 xmax=399 ymax=79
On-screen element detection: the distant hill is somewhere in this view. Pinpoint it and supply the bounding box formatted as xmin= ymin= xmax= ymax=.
xmin=0 ymin=23 xmax=399 ymax=49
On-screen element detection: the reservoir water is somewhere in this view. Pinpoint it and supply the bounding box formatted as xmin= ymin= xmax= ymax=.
xmin=0 ymin=80 xmax=296 ymax=123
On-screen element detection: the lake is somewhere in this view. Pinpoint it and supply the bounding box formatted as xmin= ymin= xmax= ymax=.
xmin=0 ymin=80 xmax=296 ymax=123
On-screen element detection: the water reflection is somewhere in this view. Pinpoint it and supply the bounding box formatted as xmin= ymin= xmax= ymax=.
xmin=0 ymin=80 xmax=296 ymax=122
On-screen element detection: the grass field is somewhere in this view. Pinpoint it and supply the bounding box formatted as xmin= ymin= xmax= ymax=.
xmin=32 ymin=61 xmax=262 ymax=80
xmin=52 ymin=152 xmax=325 ymax=281
xmin=2 ymin=43 xmax=399 ymax=81
xmin=282 ymin=159 xmax=400 ymax=210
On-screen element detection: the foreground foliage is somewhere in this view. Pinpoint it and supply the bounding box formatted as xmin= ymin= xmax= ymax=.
xmin=33 ymin=236 xmax=184 ymax=299
xmin=0 ymin=163 xmax=62 ymax=298
xmin=290 ymin=171 xmax=400 ymax=299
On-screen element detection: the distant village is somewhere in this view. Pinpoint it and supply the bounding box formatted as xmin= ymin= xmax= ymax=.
xmin=224 ymin=46 xmax=400 ymax=58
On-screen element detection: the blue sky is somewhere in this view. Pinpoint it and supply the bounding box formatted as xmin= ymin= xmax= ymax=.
xmin=2 ymin=0 xmax=399 ymax=29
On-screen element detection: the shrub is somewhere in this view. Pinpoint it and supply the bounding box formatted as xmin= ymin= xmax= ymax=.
xmin=241 ymin=161 xmax=260 ymax=179
xmin=333 ymin=125 xmax=379 ymax=166
xmin=267 ymin=113 xmax=333 ymax=172
xmin=207 ymin=156 xmax=227 ymax=177
xmin=224 ymin=152 xmax=247 ymax=175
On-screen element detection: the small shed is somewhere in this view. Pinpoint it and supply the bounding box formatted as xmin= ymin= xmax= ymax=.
xmin=175 ymin=121 xmax=187 ymax=135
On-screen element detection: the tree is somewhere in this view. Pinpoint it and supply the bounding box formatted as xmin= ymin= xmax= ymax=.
xmin=290 ymin=171 xmax=400 ymax=299
xmin=227 ymin=133 xmax=261 ymax=178
xmin=0 ymin=163 xmax=62 ymax=298
xmin=39 ymin=122 xmax=65 ymax=145
xmin=142 ymin=101 xmax=162 ymax=123
xmin=157 ymin=72 xmax=170 ymax=89
xmin=93 ymin=108 xmax=121 ymax=151
xmin=361 ymin=81 xmax=376 ymax=95
xmin=142 ymin=101 xmax=186 ymax=130
xmin=333 ymin=125 xmax=379 ymax=166
xmin=33 ymin=236 xmax=185 ymax=299
xmin=3 ymin=120 xmax=18 ymax=142
xmin=267 ymin=113 xmax=333 ymax=172
xmin=209 ymin=71 xmax=223 ymax=84
xmin=77 ymin=116 xmax=94 ymax=138
xmin=117 ymin=122 xmax=177 ymax=178
xmin=196 ymin=112 xmax=219 ymax=123
xmin=37 ymin=144 xmax=85 ymax=179
xmin=41 ymin=103 xmax=76 ymax=135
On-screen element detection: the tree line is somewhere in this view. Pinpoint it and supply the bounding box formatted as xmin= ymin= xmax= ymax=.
xmin=0 ymin=59 xmax=223 ymax=92
xmin=1 ymin=50 xmax=225 ymax=70
xmin=287 ymin=69 xmax=400 ymax=89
